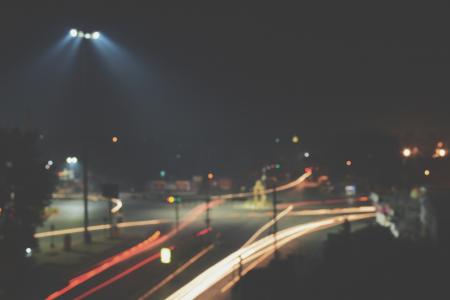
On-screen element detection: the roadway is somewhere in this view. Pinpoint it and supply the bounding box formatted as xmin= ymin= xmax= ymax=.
xmin=42 ymin=186 xmax=372 ymax=300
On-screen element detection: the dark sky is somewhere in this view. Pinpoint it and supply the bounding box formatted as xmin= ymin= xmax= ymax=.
xmin=1 ymin=1 xmax=449 ymax=182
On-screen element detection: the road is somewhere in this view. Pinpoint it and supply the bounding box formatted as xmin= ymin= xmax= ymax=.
xmin=42 ymin=185 xmax=372 ymax=300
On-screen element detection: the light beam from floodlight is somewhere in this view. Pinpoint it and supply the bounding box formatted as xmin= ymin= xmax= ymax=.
xmin=92 ymin=32 xmax=100 ymax=39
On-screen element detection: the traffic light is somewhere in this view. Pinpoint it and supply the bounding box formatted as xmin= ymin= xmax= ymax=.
xmin=166 ymin=195 xmax=181 ymax=204
xmin=160 ymin=247 xmax=172 ymax=264
xmin=166 ymin=195 xmax=175 ymax=204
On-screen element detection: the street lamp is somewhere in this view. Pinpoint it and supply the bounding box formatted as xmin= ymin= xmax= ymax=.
xmin=66 ymin=156 xmax=78 ymax=164
xmin=402 ymin=148 xmax=412 ymax=158
xmin=68 ymin=28 xmax=101 ymax=244
xmin=69 ymin=28 xmax=101 ymax=40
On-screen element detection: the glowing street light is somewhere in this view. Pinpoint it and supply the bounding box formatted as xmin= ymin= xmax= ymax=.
xmin=346 ymin=160 xmax=352 ymax=166
xmin=402 ymin=148 xmax=412 ymax=158
xmin=438 ymin=148 xmax=447 ymax=158
xmin=70 ymin=28 xmax=101 ymax=40
xmin=112 ymin=136 xmax=119 ymax=143
xmin=70 ymin=29 xmax=78 ymax=37
xmin=66 ymin=156 xmax=78 ymax=164
xmin=424 ymin=169 xmax=431 ymax=176
xmin=207 ymin=172 xmax=214 ymax=180
xmin=304 ymin=152 xmax=310 ymax=158
xmin=291 ymin=135 xmax=299 ymax=144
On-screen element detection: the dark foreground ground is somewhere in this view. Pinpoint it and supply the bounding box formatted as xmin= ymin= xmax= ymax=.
xmin=232 ymin=225 xmax=450 ymax=300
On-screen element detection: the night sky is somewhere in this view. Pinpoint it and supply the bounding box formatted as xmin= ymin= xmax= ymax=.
xmin=1 ymin=1 xmax=449 ymax=183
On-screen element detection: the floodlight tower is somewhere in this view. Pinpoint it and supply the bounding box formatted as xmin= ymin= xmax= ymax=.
xmin=69 ymin=28 xmax=101 ymax=244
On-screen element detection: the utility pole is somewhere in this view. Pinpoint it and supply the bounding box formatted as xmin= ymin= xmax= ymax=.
xmin=272 ymin=183 xmax=278 ymax=235
xmin=175 ymin=201 xmax=180 ymax=231
xmin=206 ymin=172 xmax=214 ymax=230
xmin=83 ymin=147 xmax=91 ymax=243
xmin=205 ymin=197 xmax=211 ymax=229
xmin=272 ymin=180 xmax=279 ymax=259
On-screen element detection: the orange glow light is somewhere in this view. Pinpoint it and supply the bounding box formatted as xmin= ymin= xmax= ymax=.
xmin=112 ymin=136 xmax=119 ymax=143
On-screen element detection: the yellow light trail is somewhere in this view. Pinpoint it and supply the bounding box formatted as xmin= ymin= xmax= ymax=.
xmin=35 ymin=219 xmax=167 ymax=239
xmin=165 ymin=213 xmax=375 ymax=300
xmin=289 ymin=206 xmax=375 ymax=216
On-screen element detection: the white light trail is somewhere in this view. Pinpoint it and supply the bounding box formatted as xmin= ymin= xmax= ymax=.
xmin=111 ymin=198 xmax=123 ymax=214
xmin=165 ymin=213 xmax=375 ymax=300
xmin=242 ymin=205 xmax=293 ymax=247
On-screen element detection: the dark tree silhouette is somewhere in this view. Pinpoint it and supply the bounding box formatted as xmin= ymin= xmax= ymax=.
xmin=0 ymin=129 xmax=55 ymax=293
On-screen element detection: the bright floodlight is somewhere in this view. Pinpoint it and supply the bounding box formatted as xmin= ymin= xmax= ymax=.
xmin=85 ymin=33 xmax=92 ymax=39
xmin=402 ymin=148 xmax=412 ymax=158
xmin=66 ymin=156 xmax=78 ymax=164
xmin=78 ymin=31 xmax=84 ymax=38
xmin=70 ymin=29 xmax=78 ymax=37
xmin=92 ymin=31 xmax=100 ymax=39
xmin=438 ymin=148 xmax=447 ymax=157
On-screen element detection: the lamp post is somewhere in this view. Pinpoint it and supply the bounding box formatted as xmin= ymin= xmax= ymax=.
xmin=69 ymin=28 xmax=101 ymax=244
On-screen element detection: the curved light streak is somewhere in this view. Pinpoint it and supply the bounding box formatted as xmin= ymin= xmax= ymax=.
xmin=111 ymin=198 xmax=123 ymax=214
xmin=165 ymin=213 xmax=375 ymax=300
